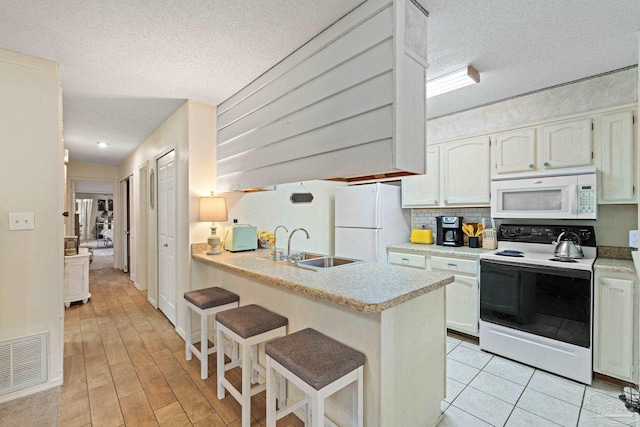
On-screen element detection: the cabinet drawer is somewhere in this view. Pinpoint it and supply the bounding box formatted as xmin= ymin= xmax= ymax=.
xmin=388 ymin=252 xmax=426 ymax=269
xmin=431 ymin=256 xmax=477 ymax=275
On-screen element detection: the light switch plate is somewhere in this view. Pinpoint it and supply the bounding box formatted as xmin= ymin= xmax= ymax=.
xmin=629 ymin=230 xmax=638 ymax=248
xmin=8 ymin=212 xmax=35 ymax=230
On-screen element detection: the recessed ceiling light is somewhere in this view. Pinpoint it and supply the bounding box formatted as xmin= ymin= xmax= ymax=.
xmin=427 ymin=65 xmax=480 ymax=98
xmin=97 ymin=141 xmax=108 ymax=148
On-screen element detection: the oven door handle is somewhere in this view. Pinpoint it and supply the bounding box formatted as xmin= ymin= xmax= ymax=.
xmin=480 ymin=259 xmax=591 ymax=280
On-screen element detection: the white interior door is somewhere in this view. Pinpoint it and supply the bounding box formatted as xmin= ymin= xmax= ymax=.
xmin=157 ymin=151 xmax=176 ymax=325
xmin=129 ymin=176 xmax=135 ymax=282
xmin=121 ymin=179 xmax=129 ymax=272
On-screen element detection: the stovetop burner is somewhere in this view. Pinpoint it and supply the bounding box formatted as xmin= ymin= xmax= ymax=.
xmin=496 ymin=250 xmax=524 ymax=257
xmin=549 ymin=257 xmax=578 ymax=263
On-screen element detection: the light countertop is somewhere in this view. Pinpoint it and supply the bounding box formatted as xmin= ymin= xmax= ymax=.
xmin=387 ymin=242 xmax=493 ymax=259
xmin=192 ymin=247 xmax=454 ymax=313
xmin=594 ymin=258 xmax=635 ymax=274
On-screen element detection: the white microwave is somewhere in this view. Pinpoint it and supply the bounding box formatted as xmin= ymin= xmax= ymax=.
xmin=491 ymin=167 xmax=597 ymax=220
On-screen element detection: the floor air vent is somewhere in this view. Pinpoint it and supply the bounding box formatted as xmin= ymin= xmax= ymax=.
xmin=0 ymin=333 xmax=47 ymax=395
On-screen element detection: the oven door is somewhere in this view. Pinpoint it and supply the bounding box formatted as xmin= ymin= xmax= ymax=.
xmin=480 ymin=259 xmax=592 ymax=348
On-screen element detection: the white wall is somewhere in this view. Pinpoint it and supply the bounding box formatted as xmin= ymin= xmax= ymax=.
xmin=0 ymin=49 xmax=63 ymax=401
xmin=119 ymin=100 xmax=217 ymax=338
xmin=217 ymin=180 xmax=347 ymax=256
xmin=427 ymin=67 xmax=638 ymax=143
xmin=422 ymin=67 xmax=639 ymax=248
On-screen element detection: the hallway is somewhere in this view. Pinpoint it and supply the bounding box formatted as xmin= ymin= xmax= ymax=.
xmin=60 ymin=268 xmax=303 ymax=426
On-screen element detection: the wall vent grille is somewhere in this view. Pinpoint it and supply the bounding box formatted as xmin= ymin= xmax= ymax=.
xmin=0 ymin=333 xmax=47 ymax=395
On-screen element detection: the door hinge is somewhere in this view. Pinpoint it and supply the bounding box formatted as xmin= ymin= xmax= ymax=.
xmin=592 ymin=151 xmax=594 ymax=159
xmin=591 ymin=123 xmax=594 ymax=130
xmin=633 ymin=185 xmax=635 ymax=195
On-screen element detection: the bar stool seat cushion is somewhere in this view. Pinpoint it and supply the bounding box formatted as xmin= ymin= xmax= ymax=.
xmin=184 ymin=287 xmax=239 ymax=310
xmin=216 ymin=304 xmax=288 ymax=339
xmin=266 ymin=328 xmax=365 ymax=391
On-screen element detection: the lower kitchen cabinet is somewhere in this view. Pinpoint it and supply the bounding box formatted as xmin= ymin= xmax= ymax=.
xmin=444 ymin=274 xmax=479 ymax=336
xmin=64 ymin=248 xmax=91 ymax=308
xmin=389 ymin=250 xmax=479 ymax=336
xmin=593 ymin=271 xmax=636 ymax=382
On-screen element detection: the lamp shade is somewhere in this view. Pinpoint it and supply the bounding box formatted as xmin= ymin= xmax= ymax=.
xmin=199 ymin=197 xmax=228 ymax=222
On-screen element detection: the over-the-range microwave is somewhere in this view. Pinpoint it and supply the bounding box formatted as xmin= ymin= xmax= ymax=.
xmin=491 ymin=167 xmax=597 ymax=220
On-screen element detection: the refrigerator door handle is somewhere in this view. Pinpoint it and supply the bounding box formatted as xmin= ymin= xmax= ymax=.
xmin=374 ymin=188 xmax=381 ymax=228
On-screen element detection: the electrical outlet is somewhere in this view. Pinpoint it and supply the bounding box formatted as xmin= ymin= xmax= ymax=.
xmin=8 ymin=212 xmax=35 ymax=230
xmin=629 ymin=230 xmax=638 ymax=248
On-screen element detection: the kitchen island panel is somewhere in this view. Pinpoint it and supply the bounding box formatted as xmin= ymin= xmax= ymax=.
xmin=191 ymin=258 xmax=447 ymax=426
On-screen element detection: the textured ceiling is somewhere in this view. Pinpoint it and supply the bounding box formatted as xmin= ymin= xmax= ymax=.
xmin=425 ymin=0 xmax=640 ymax=118
xmin=0 ymin=0 xmax=638 ymax=165
xmin=0 ymin=0 xmax=364 ymax=164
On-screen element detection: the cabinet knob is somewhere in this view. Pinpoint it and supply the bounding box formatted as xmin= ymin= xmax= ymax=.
xmin=444 ymin=199 xmax=448 ymax=204
xmin=164 ymin=243 xmax=168 ymax=248
xmin=434 ymin=200 xmax=438 ymax=205
xmin=543 ymin=162 xmax=550 ymax=167
xmin=529 ymin=164 xmax=534 ymax=169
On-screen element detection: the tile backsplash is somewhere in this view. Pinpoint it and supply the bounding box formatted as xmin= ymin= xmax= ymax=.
xmin=411 ymin=207 xmax=496 ymax=232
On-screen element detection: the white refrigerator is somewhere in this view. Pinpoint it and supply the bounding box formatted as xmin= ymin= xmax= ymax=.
xmin=334 ymin=183 xmax=410 ymax=264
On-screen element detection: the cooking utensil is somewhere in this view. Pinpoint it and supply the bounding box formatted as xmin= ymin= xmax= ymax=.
xmin=475 ymin=223 xmax=484 ymax=237
xmin=553 ymin=231 xmax=584 ymax=259
xmin=467 ymin=224 xmax=474 ymax=236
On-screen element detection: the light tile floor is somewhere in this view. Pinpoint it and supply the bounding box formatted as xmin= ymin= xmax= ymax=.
xmin=438 ymin=336 xmax=640 ymax=427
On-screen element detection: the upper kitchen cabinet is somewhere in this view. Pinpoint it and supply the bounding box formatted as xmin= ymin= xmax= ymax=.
xmin=402 ymin=136 xmax=490 ymax=207
xmin=492 ymin=118 xmax=593 ymax=175
xmin=493 ymin=128 xmax=536 ymax=174
xmin=597 ymin=108 xmax=637 ymax=204
xmin=402 ymin=145 xmax=439 ymax=207
xmin=442 ymin=137 xmax=491 ymax=206
xmin=541 ymin=118 xmax=593 ymax=169
xmin=215 ymin=0 xmax=428 ymax=192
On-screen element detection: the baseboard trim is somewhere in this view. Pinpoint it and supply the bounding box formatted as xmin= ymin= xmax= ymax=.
xmin=0 ymin=377 xmax=63 ymax=405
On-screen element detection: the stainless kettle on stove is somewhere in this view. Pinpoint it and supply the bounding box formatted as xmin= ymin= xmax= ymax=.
xmin=553 ymin=231 xmax=584 ymax=259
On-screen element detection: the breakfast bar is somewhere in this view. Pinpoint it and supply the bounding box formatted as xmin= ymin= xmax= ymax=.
xmin=191 ymin=246 xmax=454 ymax=427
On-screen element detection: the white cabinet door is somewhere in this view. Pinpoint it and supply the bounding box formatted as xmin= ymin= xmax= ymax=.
xmin=493 ymin=128 xmax=537 ymax=174
xmin=442 ymin=137 xmax=491 ymax=206
xmin=541 ymin=118 xmax=593 ymax=169
xmin=401 ymin=145 xmax=439 ymax=207
xmin=446 ymin=275 xmax=479 ymax=336
xmin=598 ymin=110 xmax=636 ymax=204
xmin=594 ymin=272 xmax=635 ymax=381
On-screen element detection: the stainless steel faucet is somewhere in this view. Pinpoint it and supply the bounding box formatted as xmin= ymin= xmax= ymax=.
xmin=272 ymin=225 xmax=288 ymax=260
xmin=287 ymin=228 xmax=310 ymax=262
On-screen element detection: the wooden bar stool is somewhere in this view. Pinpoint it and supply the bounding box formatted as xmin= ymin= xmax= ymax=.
xmin=265 ymin=328 xmax=365 ymax=427
xmin=216 ymin=304 xmax=288 ymax=427
xmin=184 ymin=287 xmax=239 ymax=379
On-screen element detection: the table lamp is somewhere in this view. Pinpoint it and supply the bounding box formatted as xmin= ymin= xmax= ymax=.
xmin=199 ymin=197 xmax=227 ymax=255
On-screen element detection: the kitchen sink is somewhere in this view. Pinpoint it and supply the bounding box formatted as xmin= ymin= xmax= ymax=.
xmin=296 ymin=256 xmax=364 ymax=271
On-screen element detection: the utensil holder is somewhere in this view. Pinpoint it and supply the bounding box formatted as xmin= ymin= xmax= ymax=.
xmin=482 ymin=229 xmax=498 ymax=250
xmin=469 ymin=236 xmax=480 ymax=248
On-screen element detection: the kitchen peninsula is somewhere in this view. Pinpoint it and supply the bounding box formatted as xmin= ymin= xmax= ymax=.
xmin=191 ymin=246 xmax=454 ymax=427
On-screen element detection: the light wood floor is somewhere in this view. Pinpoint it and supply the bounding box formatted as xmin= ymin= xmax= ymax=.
xmin=61 ymin=268 xmax=303 ymax=427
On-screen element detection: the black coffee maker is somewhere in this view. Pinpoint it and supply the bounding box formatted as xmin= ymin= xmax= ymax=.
xmin=436 ymin=216 xmax=464 ymax=247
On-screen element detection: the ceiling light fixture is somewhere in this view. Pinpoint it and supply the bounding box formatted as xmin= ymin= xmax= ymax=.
xmin=97 ymin=141 xmax=108 ymax=148
xmin=426 ymin=65 xmax=480 ymax=98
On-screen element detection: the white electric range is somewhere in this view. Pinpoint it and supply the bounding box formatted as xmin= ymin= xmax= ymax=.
xmin=479 ymin=224 xmax=596 ymax=384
